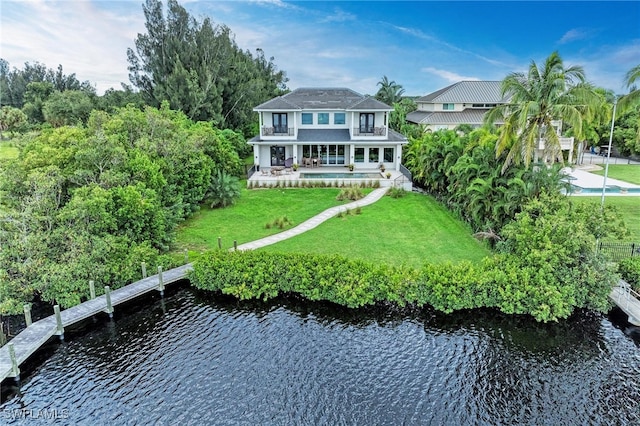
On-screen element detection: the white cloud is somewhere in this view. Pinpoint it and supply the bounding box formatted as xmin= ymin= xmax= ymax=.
xmin=421 ymin=67 xmax=480 ymax=83
xmin=320 ymin=7 xmax=357 ymax=23
xmin=1 ymin=0 xmax=145 ymax=94
xmin=558 ymin=28 xmax=591 ymax=44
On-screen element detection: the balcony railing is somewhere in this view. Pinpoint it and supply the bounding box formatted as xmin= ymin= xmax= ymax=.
xmin=353 ymin=126 xmax=386 ymax=136
xmin=261 ymin=127 xmax=294 ymax=136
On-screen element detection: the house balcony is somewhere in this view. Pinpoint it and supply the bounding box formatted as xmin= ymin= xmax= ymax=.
xmin=261 ymin=127 xmax=295 ymax=137
xmin=537 ymin=137 xmax=574 ymax=150
xmin=352 ymin=126 xmax=387 ymax=137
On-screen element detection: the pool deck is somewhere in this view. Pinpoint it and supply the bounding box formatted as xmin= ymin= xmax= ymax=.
xmin=566 ymin=167 xmax=640 ymax=196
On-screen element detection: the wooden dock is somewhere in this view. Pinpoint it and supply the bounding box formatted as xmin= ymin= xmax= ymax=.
xmin=0 ymin=263 xmax=192 ymax=383
xmin=610 ymin=279 xmax=640 ymax=326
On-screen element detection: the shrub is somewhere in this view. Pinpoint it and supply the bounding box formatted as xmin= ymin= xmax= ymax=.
xmin=619 ymin=257 xmax=640 ymax=290
xmin=336 ymin=185 xmax=364 ymax=201
xmin=188 ymin=249 xmax=616 ymax=322
xmin=387 ymin=187 xmax=405 ymax=198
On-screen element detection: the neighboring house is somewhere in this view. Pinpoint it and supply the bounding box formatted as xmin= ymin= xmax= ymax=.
xmin=406 ymin=81 xmax=509 ymax=131
xmin=249 ymin=88 xmax=408 ymax=171
xmin=407 ymin=80 xmax=575 ymax=162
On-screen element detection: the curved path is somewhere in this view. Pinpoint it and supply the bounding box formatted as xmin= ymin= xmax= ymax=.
xmin=235 ymin=186 xmax=390 ymax=251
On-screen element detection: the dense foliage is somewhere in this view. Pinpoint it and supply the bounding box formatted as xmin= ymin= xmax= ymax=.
xmin=484 ymin=51 xmax=603 ymax=172
xmin=127 ymin=0 xmax=288 ymax=136
xmin=190 ymin=231 xmax=617 ymax=321
xmin=618 ymin=257 xmax=640 ymax=290
xmin=0 ymin=103 xmax=245 ymax=313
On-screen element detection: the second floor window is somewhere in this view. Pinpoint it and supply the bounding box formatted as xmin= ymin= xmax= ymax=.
xmin=318 ymin=113 xmax=329 ymax=124
xmin=302 ymin=113 xmax=313 ymax=124
xmin=334 ymin=113 xmax=345 ymax=125
xmin=273 ymin=113 xmax=288 ymax=133
xmin=442 ymin=103 xmax=454 ymax=111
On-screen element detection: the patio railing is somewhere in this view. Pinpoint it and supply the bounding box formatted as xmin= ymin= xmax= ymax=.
xmin=352 ymin=126 xmax=386 ymax=136
xmin=261 ymin=127 xmax=295 ymax=136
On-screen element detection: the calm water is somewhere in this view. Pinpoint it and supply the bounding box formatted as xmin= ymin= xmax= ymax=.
xmin=2 ymin=284 xmax=640 ymax=425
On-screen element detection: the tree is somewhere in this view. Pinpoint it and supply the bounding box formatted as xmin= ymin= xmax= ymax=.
xmin=375 ymin=76 xmax=405 ymax=106
xmin=618 ymin=64 xmax=640 ymax=149
xmin=22 ymin=81 xmax=55 ymax=123
xmin=206 ymin=171 xmax=240 ymax=208
xmin=389 ymin=98 xmax=416 ymax=132
xmin=0 ymin=106 xmax=27 ymax=138
xmin=485 ymin=51 xmax=601 ymax=173
xmin=127 ymin=0 xmax=287 ymax=134
xmin=43 ymin=90 xmax=94 ymax=127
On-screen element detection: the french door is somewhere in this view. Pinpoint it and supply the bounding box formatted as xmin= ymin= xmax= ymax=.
xmin=273 ymin=113 xmax=288 ymax=134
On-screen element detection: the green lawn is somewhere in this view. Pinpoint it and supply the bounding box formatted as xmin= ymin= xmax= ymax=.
xmin=175 ymin=186 xmax=372 ymax=252
xmin=175 ymin=187 xmax=491 ymax=268
xmin=260 ymin=192 xmax=490 ymax=267
xmin=590 ymin=165 xmax=640 ymax=185
xmin=571 ymin=196 xmax=640 ymax=241
xmin=0 ymin=140 xmax=18 ymax=160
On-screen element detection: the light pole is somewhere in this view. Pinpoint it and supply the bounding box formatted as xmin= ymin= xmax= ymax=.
xmin=600 ymin=96 xmax=618 ymax=210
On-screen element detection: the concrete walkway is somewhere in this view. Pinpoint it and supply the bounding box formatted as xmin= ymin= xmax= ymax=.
xmin=235 ymin=187 xmax=390 ymax=251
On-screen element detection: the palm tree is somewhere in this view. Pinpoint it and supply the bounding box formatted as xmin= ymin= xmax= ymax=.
xmin=485 ymin=51 xmax=600 ymax=173
xmin=375 ymin=76 xmax=405 ymax=106
xmin=619 ymin=64 xmax=640 ymax=109
xmin=618 ymin=64 xmax=640 ymax=145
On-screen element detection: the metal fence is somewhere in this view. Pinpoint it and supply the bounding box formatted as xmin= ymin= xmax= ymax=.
xmin=598 ymin=242 xmax=640 ymax=261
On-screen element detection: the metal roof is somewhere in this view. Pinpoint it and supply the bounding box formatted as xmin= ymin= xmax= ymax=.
xmin=416 ymin=81 xmax=509 ymax=104
xmin=407 ymin=109 xmax=503 ymax=125
xmin=254 ymin=87 xmax=392 ymax=111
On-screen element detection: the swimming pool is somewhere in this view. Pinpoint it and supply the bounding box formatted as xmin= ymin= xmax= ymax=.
xmin=299 ymin=173 xmax=381 ymax=179
xmin=569 ymin=185 xmax=640 ymax=194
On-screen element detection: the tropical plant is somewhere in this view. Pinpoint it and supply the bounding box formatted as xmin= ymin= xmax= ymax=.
xmin=206 ymin=170 xmax=240 ymax=208
xmin=375 ymin=75 xmax=405 ymax=106
xmin=485 ymin=51 xmax=601 ymax=172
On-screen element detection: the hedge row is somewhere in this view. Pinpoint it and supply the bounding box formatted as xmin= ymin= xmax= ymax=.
xmin=188 ymin=250 xmax=616 ymax=322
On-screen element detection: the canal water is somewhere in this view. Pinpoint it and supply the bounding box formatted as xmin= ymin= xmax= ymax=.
xmin=1 ymin=284 xmax=639 ymax=425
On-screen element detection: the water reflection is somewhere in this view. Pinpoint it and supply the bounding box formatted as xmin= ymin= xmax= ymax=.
xmin=1 ymin=287 xmax=639 ymax=425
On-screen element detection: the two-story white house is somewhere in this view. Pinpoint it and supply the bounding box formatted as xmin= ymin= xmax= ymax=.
xmin=407 ymin=81 xmax=510 ymax=131
xmin=249 ymin=88 xmax=408 ymax=171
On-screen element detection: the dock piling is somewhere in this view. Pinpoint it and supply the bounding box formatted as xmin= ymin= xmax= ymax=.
xmin=89 ymin=280 xmax=96 ymax=300
xmin=105 ymin=286 xmax=113 ymax=318
xmin=184 ymin=249 xmax=189 ymax=264
xmin=141 ymin=262 xmax=147 ymax=279
xmin=23 ymin=304 xmax=32 ymax=327
xmin=8 ymin=343 xmax=20 ymax=381
xmin=54 ymin=305 xmax=64 ymax=341
xmin=158 ymin=266 xmax=165 ymax=296
xmin=234 ymin=240 xmax=237 ymax=251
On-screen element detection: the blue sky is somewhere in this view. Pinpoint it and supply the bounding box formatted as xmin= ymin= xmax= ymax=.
xmin=1 ymin=1 xmax=639 ymax=96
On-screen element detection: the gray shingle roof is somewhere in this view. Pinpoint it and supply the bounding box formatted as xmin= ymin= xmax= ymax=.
xmin=297 ymin=129 xmax=352 ymax=142
xmin=249 ymin=129 xmax=407 ymax=144
xmin=416 ymin=81 xmax=509 ymax=104
xmin=254 ymin=87 xmax=392 ymax=111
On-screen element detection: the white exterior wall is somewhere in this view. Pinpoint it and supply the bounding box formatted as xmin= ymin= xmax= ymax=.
xmin=297 ymin=110 xmax=351 ymax=129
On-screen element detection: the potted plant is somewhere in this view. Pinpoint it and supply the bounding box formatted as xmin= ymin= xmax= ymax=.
xmin=385 ymin=171 xmax=391 ymax=179
xmin=348 ymin=163 xmax=354 ymax=171
xmin=379 ymin=163 xmax=385 ymax=172
xmin=292 ymin=163 xmax=299 ymax=171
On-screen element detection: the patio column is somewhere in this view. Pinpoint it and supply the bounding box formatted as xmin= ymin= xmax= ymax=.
xmin=396 ymin=144 xmax=402 ymax=171
xmin=253 ymin=144 xmax=260 ymax=168
xmin=350 ymin=144 xmax=355 ymax=166
xmin=293 ymin=143 xmax=298 ymax=165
